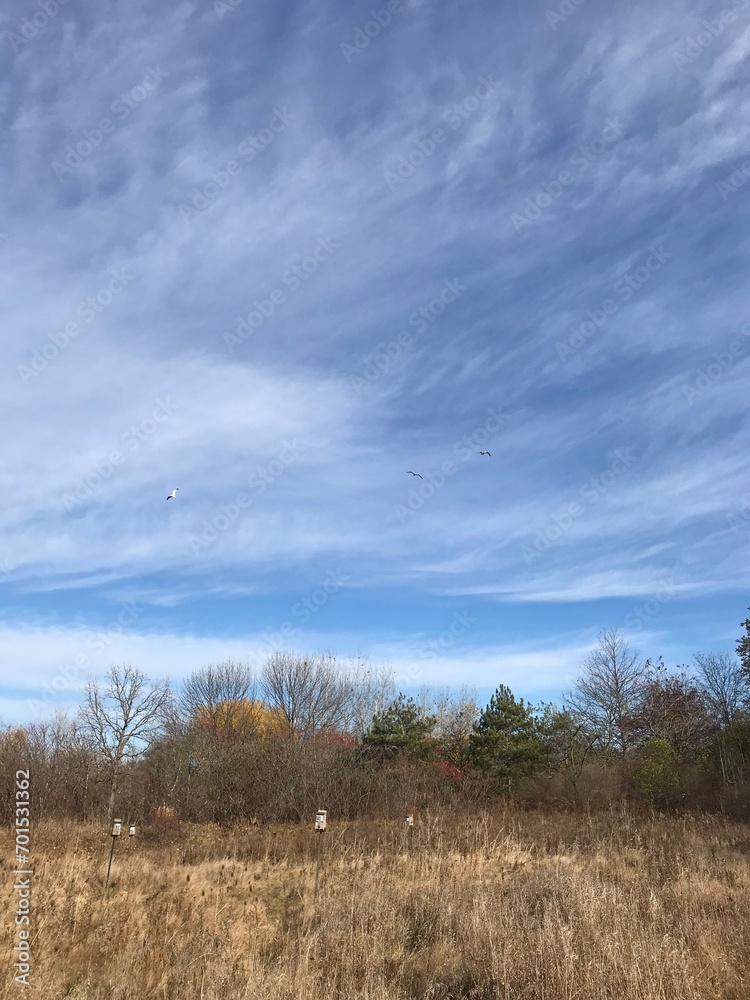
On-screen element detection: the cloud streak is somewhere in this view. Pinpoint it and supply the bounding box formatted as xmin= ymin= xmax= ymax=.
xmin=1 ymin=0 xmax=748 ymax=717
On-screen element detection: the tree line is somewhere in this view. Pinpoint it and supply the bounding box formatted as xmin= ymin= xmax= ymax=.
xmin=3 ymin=615 xmax=750 ymax=825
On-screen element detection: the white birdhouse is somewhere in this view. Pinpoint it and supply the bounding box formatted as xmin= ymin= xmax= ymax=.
xmin=129 ymin=825 xmax=136 ymax=838
xmin=405 ymin=814 xmax=414 ymax=828
xmin=112 ymin=818 xmax=122 ymax=837
xmin=314 ymin=810 xmax=327 ymax=832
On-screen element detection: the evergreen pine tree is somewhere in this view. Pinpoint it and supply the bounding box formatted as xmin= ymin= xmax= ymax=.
xmin=469 ymin=684 xmax=544 ymax=795
xmin=363 ymin=694 xmax=436 ymax=759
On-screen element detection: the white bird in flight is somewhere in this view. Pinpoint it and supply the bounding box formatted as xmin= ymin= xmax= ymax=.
xmin=166 ymin=489 xmax=178 ymax=500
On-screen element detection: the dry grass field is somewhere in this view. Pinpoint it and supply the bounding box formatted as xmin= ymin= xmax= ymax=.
xmin=3 ymin=807 xmax=750 ymax=1000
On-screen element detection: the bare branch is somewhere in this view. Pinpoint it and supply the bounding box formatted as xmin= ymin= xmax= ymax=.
xmin=565 ymin=629 xmax=647 ymax=758
xmin=694 ymin=651 xmax=748 ymax=727
xmin=77 ymin=664 xmax=170 ymax=818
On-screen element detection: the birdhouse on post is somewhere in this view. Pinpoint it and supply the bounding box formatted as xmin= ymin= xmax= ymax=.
xmin=314 ymin=810 xmax=327 ymax=832
xmin=405 ymin=814 xmax=414 ymax=828
xmin=129 ymin=825 xmax=136 ymax=838
xmin=111 ymin=818 xmax=122 ymax=837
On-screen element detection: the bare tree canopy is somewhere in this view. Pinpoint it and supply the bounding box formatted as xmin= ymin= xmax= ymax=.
xmin=420 ymin=685 xmax=478 ymax=767
xmin=346 ymin=656 xmax=396 ymax=738
xmin=565 ymin=628 xmax=647 ymax=758
xmin=640 ymin=664 xmax=714 ymax=762
xmin=261 ymin=651 xmax=351 ymax=738
xmin=694 ymin=651 xmax=748 ymax=727
xmin=179 ymin=659 xmax=256 ymax=732
xmin=78 ymin=663 xmax=170 ymax=818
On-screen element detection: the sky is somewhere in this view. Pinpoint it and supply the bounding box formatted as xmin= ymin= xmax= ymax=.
xmin=1 ymin=0 xmax=749 ymax=725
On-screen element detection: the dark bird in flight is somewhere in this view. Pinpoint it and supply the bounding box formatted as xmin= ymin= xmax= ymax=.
xmin=479 ymin=451 xmax=491 ymax=457
xmin=407 ymin=471 xmax=423 ymax=479
xmin=166 ymin=489 xmax=179 ymax=499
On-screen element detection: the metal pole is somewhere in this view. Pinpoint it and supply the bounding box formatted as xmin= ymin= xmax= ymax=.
xmin=104 ymin=835 xmax=116 ymax=890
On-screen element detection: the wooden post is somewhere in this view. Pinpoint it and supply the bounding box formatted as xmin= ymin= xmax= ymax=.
xmin=104 ymin=818 xmax=122 ymax=890
xmin=314 ymin=830 xmax=321 ymax=903
xmin=405 ymin=814 xmax=414 ymax=852
xmin=313 ymin=810 xmax=327 ymax=905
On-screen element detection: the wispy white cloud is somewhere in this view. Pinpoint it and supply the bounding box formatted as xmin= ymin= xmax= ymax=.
xmin=1 ymin=0 xmax=748 ymax=713
xmin=0 ymin=616 xmax=599 ymax=723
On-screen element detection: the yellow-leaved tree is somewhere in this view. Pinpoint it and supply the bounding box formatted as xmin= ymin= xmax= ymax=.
xmin=191 ymin=698 xmax=287 ymax=740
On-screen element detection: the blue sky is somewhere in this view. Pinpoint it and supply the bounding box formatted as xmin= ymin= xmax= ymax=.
xmin=1 ymin=0 xmax=749 ymax=724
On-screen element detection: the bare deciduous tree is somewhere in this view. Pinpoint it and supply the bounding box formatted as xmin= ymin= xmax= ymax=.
xmin=537 ymin=704 xmax=599 ymax=807
xmin=565 ymin=629 xmax=647 ymax=759
xmin=261 ymin=651 xmax=350 ymax=738
xmin=78 ymin=664 xmax=170 ymax=819
xmin=23 ymin=711 xmax=97 ymax=819
xmin=179 ymin=659 xmax=257 ymax=733
xmin=428 ymin=685 xmax=478 ymax=767
xmin=346 ymin=656 xmax=396 ymax=738
xmin=640 ymin=664 xmax=714 ymax=762
xmin=693 ymin=651 xmax=748 ymax=727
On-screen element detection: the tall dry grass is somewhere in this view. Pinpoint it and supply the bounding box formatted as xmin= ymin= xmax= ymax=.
xmin=2 ymin=807 xmax=750 ymax=999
